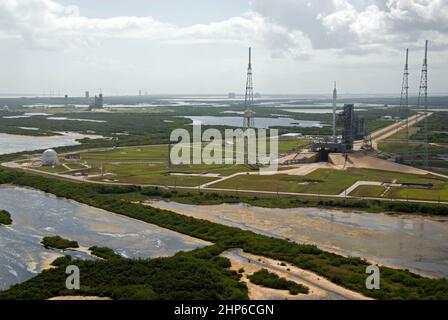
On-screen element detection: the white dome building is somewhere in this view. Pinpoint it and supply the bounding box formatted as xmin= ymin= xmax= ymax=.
xmin=42 ymin=149 xmax=60 ymax=166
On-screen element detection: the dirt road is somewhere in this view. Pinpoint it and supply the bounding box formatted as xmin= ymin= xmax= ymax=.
xmin=222 ymin=249 xmax=370 ymax=300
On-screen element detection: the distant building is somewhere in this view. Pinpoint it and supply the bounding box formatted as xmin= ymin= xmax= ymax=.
xmin=42 ymin=149 xmax=60 ymax=166
xmin=228 ymin=92 xmax=236 ymax=99
xmin=65 ymin=153 xmax=81 ymax=160
xmin=89 ymin=93 xmax=104 ymax=110
xmin=254 ymin=92 xmax=261 ymax=98
xmin=85 ymin=91 xmax=90 ymax=99
xmin=73 ymin=172 xmax=88 ymax=177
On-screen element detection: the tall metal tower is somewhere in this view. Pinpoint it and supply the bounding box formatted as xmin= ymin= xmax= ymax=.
xmin=332 ymin=81 xmax=337 ymax=142
xmin=243 ymin=47 xmax=255 ymax=129
xmin=418 ymin=40 xmax=429 ymax=168
xmin=400 ymin=48 xmax=409 ymax=160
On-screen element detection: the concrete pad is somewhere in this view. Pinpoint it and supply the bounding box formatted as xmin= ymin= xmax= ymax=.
xmin=348 ymin=153 xmax=428 ymax=175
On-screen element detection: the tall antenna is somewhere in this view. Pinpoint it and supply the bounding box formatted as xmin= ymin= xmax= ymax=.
xmin=418 ymin=40 xmax=429 ymax=168
xmin=332 ymin=81 xmax=337 ymax=142
xmin=243 ymin=47 xmax=255 ymax=129
xmin=400 ymin=48 xmax=409 ymax=161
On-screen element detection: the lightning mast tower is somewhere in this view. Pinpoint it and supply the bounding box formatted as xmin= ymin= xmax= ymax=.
xmin=400 ymin=48 xmax=409 ymax=161
xmin=243 ymin=47 xmax=255 ymax=129
xmin=332 ymin=81 xmax=337 ymax=142
xmin=418 ymin=40 xmax=429 ymax=168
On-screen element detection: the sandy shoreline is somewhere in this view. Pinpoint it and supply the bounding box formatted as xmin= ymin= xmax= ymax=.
xmin=222 ymin=249 xmax=370 ymax=300
xmin=48 ymin=296 xmax=112 ymax=300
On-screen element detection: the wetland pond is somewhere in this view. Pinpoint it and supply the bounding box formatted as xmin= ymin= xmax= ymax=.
xmin=0 ymin=187 xmax=209 ymax=290
xmin=0 ymin=132 xmax=103 ymax=155
xmin=149 ymin=201 xmax=448 ymax=279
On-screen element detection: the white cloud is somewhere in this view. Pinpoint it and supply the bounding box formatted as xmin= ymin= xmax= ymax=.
xmin=0 ymin=0 xmax=312 ymax=57
xmin=5 ymin=0 xmax=444 ymax=56
xmin=251 ymin=0 xmax=448 ymax=52
xmin=0 ymin=0 xmax=446 ymax=94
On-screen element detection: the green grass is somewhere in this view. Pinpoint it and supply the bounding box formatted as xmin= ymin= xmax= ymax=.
xmin=28 ymin=139 xmax=308 ymax=187
xmin=277 ymin=139 xmax=310 ymax=154
xmin=64 ymin=163 xmax=88 ymax=170
xmin=89 ymin=246 xmax=123 ymax=260
xmin=377 ymin=113 xmax=448 ymax=169
xmin=213 ymin=168 xmax=448 ymax=197
xmin=386 ymin=186 xmax=448 ymax=202
xmin=77 ymin=141 xmax=298 ymax=186
xmin=89 ymin=162 xmax=218 ymax=187
xmin=34 ymin=165 xmax=67 ymax=174
xmin=350 ymin=185 xmax=386 ymax=197
xmin=81 ymin=145 xmax=169 ymax=162
xmin=81 ymin=140 xmax=305 ymax=163
xmin=0 ymin=210 xmax=12 ymax=225
xmin=379 ymin=140 xmax=444 ymax=157
xmin=248 ymin=269 xmax=309 ymax=295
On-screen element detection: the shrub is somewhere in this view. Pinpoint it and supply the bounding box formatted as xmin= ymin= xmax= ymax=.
xmin=0 ymin=210 xmax=12 ymax=225
xmin=41 ymin=236 xmax=79 ymax=250
xmin=51 ymin=255 xmax=72 ymax=267
xmin=89 ymin=246 xmax=122 ymax=260
xmin=248 ymin=269 xmax=309 ymax=295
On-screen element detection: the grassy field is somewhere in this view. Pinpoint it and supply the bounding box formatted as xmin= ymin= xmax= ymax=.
xmin=34 ymin=165 xmax=68 ymax=174
xmin=212 ymin=168 xmax=448 ymax=198
xmin=81 ymin=140 xmax=306 ymax=162
xmin=26 ymin=140 xmax=448 ymax=201
xmin=377 ymin=113 xmax=448 ymax=168
xmin=386 ymin=186 xmax=448 ymax=202
xmin=68 ymin=140 xmax=307 ymax=186
xmin=350 ymin=185 xmax=386 ymax=197
xmin=64 ymin=163 xmax=88 ymax=170
xmin=89 ymin=162 xmax=218 ymax=187
xmin=277 ymin=139 xmax=310 ymax=153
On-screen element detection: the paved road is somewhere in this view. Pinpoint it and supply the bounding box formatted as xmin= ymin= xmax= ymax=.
xmin=354 ymin=112 xmax=432 ymax=150
xmin=5 ymin=161 xmax=447 ymax=206
xmin=338 ymin=181 xmax=402 ymax=197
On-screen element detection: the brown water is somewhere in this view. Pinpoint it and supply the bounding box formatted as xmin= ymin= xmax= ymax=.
xmin=149 ymin=201 xmax=448 ymax=278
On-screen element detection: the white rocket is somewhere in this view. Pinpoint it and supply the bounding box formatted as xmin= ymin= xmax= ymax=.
xmin=333 ymin=81 xmax=337 ymax=142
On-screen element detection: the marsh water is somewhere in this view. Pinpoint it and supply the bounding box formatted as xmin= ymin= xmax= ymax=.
xmin=0 ymin=132 xmax=102 ymax=155
xmin=149 ymin=201 xmax=448 ymax=278
xmin=182 ymin=116 xmax=324 ymax=128
xmin=0 ymin=187 xmax=209 ymax=290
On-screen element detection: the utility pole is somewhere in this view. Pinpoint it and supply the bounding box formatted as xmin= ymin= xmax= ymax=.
xmin=418 ymin=40 xmax=429 ymax=168
xmin=400 ymin=48 xmax=409 ymax=162
xmin=332 ymin=81 xmax=337 ymax=142
xmin=243 ymin=47 xmax=255 ymax=129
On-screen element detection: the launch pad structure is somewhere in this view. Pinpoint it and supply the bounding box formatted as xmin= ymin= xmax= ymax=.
xmin=310 ymin=103 xmax=367 ymax=159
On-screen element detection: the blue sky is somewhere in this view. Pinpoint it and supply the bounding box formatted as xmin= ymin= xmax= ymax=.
xmin=0 ymin=0 xmax=446 ymax=95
